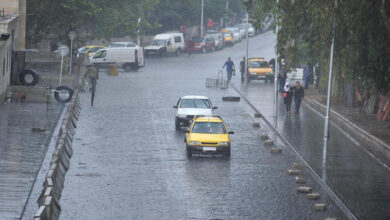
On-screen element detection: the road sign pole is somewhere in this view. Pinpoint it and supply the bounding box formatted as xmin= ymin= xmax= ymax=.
xmin=69 ymin=38 xmax=73 ymax=75
xmin=244 ymin=13 xmax=249 ymax=88
xmin=60 ymin=53 xmax=64 ymax=86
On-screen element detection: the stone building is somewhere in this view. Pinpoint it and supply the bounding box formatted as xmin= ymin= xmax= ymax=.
xmin=0 ymin=0 xmax=26 ymax=101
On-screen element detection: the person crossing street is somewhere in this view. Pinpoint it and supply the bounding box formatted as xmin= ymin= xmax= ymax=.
xmin=222 ymin=57 xmax=236 ymax=83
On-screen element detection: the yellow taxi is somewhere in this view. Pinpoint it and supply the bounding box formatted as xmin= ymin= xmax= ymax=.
xmin=77 ymin=45 xmax=106 ymax=57
xmin=185 ymin=115 xmax=233 ymax=157
xmin=221 ymin=30 xmax=234 ymax=46
xmin=246 ymin=57 xmax=274 ymax=83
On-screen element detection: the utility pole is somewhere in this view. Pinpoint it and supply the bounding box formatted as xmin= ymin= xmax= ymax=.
xmin=273 ymin=0 xmax=279 ymax=121
xmin=225 ymin=0 xmax=229 ymax=28
xmin=201 ymin=0 xmax=204 ymax=36
xmin=322 ymin=0 xmax=337 ymax=182
xmin=244 ymin=12 xmax=249 ymax=88
xmin=137 ymin=17 xmax=141 ymax=46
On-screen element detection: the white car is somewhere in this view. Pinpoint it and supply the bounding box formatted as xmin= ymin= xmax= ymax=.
xmin=144 ymin=33 xmax=185 ymax=57
xmin=173 ymin=96 xmax=218 ymax=129
xmin=90 ymin=47 xmax=144 ymax=72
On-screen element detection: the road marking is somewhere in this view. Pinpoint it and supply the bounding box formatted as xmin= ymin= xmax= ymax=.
xmin=303 ymin=103 xmax=361 ymax=146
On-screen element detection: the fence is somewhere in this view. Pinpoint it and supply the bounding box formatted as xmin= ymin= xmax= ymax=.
xmin=33 ymin=71 xmax=87 ymax=220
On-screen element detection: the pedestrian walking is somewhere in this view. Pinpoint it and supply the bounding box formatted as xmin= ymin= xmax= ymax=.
xmin=303 ymin=63 xmax=312 ymax=89
xmin=222 ymin=57 xmax=235 ymax=82
xmin=293 ymin=81 xmax=305 ymax=113
xmin=279 ymin=66 xmax=287 ymax=92
xmin=239 ymin=57 xmax=246 ymax=82
xmin=282 ymin=82 xmax=293 ymax=113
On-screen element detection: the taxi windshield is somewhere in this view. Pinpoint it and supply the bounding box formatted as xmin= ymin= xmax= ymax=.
xmin=180 ymin=99 xmax=210 ymax=108
xmin=192 ymin=122 xmax=226 ymax=134
xmin=249 ymin=61 xmax=269 ymax=68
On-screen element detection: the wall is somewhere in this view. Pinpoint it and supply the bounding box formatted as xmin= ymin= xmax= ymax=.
xmin=0 ymin=15 xmax=18 ymax=101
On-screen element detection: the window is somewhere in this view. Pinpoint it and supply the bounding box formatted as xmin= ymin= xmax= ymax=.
xmin=93 ymin=50 xmax=106 ymax=58
xmin=180 ymin=99 xmax=211 ymax=108
xmin=88 ymin=47 xmax=101 ymax=53
xmin=192 ymin=122 xmax=226 ymax=134
xmin=174 ymin=36 xmax=182 ymax=43
xmin=249 ymin=61 xmax=270 ymax=68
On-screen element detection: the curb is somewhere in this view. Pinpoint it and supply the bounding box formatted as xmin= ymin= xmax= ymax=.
xmin=304 ymin=98 xmax=390 ymax=168
xmin=230 ymin=83 xmax=357 ymax=220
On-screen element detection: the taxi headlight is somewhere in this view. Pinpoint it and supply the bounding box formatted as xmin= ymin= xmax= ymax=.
xmin=268 ymin=72 xmax=273 ymax=75
xmin=189 ymin=141 xmax=200 ymax=145
xmin=177 ymin=114 xmax=186 ymax=118
xmin=219 ymin=141 xmax=230 ymax=146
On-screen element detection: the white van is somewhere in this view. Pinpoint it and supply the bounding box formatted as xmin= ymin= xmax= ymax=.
xmin=90 ymin=47 xmax=144 ymax=72
xmin=144 ymin=33 xmax=185 ymax=57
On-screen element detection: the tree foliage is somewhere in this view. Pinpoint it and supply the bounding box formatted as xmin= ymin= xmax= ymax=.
xmin=248 ymin=0 xmax=390 ymax=96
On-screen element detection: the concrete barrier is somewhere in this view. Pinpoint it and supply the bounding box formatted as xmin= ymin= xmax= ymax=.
xmin=34 ymin=66 xmax=85 ymax=219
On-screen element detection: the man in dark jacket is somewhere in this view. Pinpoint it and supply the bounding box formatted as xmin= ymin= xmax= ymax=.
xmin=239 ymin=57 xmax=246 ymax=82
xmin=293 ymin=81 xmax=305 ymax=113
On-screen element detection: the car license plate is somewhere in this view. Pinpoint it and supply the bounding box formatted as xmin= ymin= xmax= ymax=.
xmin=203 ymin=147 xmax=216 ymax=151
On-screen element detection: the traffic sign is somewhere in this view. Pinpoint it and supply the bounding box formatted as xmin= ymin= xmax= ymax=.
xmin=68 ymin=31 xmax=77 ymax=41
xmin=59 ymin=45 xmax=69 ymax=56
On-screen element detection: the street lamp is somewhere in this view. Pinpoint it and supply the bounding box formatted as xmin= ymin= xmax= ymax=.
xmin=137 ymin=17 xmax=142 ymax=46
xmin=322 ymin=0 xmax=338 ymax=182
xmin=273 ymin=0 xmax=279 ymax=123
xmin=68 ymin=31 xmax=76 ymax=75
xmin=201 ymin=0 xmax=204 ymax=36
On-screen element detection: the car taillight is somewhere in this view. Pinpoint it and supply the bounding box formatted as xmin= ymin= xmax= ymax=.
xmin=135 ymin=50 xmax=138 ymax=56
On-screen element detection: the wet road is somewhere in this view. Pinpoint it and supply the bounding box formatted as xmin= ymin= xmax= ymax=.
xmin=59 ymin=32 xmax=348 ymax=219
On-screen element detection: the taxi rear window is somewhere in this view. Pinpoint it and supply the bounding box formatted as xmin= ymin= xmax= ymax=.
xmin=192 ymin=122 xmax=226 ymax=134
xmin=249 ymin=61 xmax=269 ymax=68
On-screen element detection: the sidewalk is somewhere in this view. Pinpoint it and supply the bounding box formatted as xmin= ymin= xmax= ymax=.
xmin=0 ymin=101 xmax=63 ymax=219
xmin=304 ymin=88 xmax=390 ymax=166
xmin=231 ymin=80 xmax=390 ymax=220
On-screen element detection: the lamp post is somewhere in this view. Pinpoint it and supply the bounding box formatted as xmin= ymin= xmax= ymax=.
xmin=273 ymin=0 xmax=279 ymax=123
xmin=137 ymin=17 xmax=142 ymax=46
xmin=201 ymin=0 xmax=204 ymax=36
xmin=68 ymin=31 xmax=76 ymax=75
xmin=322 ymin=0 xmax=338 ymax=182
xmin=244 ymin=12 xmax=249 ymax=88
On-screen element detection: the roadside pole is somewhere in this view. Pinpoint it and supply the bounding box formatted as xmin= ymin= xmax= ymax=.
xmin=137 ymin=18 xmax=141 ymax=46
xmin=68 ymin=31 xmax=76 ymax=75
xmin=59 ymin=45 xmax=69 ymax=86
xmin=322 ymin=0 xmax=337 ymax=182
xmin=225 ymin=0 xmax=229 ymax=28
xmin=273 ymin=0 xmax=279 ymax=123
xmin=201 ymin=0 xmax=204 ymax=36
xmin=244 ymin=13 xmax=249 ymax=88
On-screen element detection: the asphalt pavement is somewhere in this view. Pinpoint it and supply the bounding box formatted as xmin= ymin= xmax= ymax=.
xmin=58 ymin=32 xmax=349 ymax=219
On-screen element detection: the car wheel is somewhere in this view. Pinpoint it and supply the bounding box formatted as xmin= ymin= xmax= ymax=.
xmin=224 ymin=149 xmax=231 ymax=157
xmin=175 ymin=49 xmax=181 ymax=56
xmin=202 ymin=47 xmax=206 ymax=54
xmin=175 ymin=120 xmax=180 ymax=130
xmin=187 ymin=149 xmax=192 ymax=157
xmin=132 ymin=64 xmax=139 ymax=72
xmin=123 ymin=64 xmax=132 ymax=72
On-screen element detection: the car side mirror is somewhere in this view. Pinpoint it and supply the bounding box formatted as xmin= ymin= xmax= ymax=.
xmin=212 ymin=106 xmax=218 ymax=110
xmin=228 ymin=131 xmax=234 ymax=134
xmin=173 ymin=105 xmax=177 ymax=108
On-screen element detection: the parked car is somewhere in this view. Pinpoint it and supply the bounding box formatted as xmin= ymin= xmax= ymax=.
xmin=205 ymin=33 xmax=224 ymax=50
xmin=108 ymin=42 xmax=136 ymax=48
xmin=173 ymin=96 xmax=217 ymax=129
xmin=188 ymin=36 xmax=216 ymax=53
xmin=226 ymin=27 xmax=241 ymax=43
xmin=144 ymin=33 xmax=184 ymax=57
xmin=77 ymin=45 xmax=106 ymax=57
xmin=90 ymin=47 xmax=144 ymax=72
xmin=235 ymin=24 xmax=247 ymax=39
xmin=185 ymin=115 xmax=233 ymax=157
xmin=245 ymin=57 xmax=274 ymax=83
xmin=221 ymin=30 xmax=234 ymax=46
